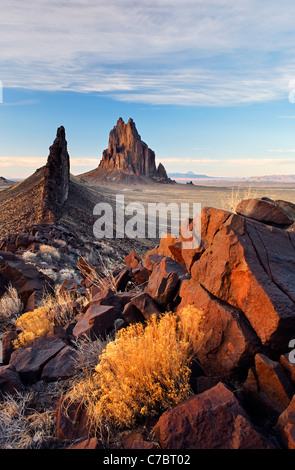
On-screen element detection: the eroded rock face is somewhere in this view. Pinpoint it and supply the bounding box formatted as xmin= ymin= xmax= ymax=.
xmin=98 ymin=118 xmax=170 ymax=182
xmin=43 ymin=126 xmax=70 ymax=221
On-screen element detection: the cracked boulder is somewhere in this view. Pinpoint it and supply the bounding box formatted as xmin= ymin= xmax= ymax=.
xmin=0 ymin=259 xmax=54 ymax=309
xmin=178 ymin=280 xmax=261 ymax=377
xmin=190 ymin=210 xmax=295 ymax=349
xmin=242 ymin=353 xmax=295 ymax=418
xmin=9 ymin=336 xmax=66 ymax=384
xmin=145 ymin=256 xmax=189 ymax=308
xmin=154 ymin=382 xmax=275 ymax=449
xmin=236 ymin=198 xmax=294 ymax=226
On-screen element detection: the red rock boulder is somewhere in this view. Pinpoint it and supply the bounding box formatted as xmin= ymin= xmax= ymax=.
xmin=154 ymin=382 xmax=275 ymax=449
xmin=145 ymin=256 xmax=189 ymax=308
xmin=177 ymin=281 xmax=260 ymax=377
xmin=190 ymin=211 xmax=295 ymax=349
xmin=242 ymin=353 xmax=295 ymax=417
xmin=236 ymin=198 xmax=293 ymax=226
xmin=73 ymin=305 xmax=116 ymax=339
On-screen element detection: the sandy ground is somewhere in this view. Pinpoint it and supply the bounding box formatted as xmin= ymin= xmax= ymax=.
xmin=91 ymin=180 xmax=295 ymax=213
xmin=83 ymin=180 xmax=295 ymax=249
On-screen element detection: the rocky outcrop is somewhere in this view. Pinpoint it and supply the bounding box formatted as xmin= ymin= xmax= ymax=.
xmin=0 ymin=127 xmax=72 ymax=238
xmin=81 ymin=118 xmax=172 ymax=184
xmin=43 ymin=126 xmax=70 ymax=221
xmin=236 ymin=198 xmax=294 ymax=226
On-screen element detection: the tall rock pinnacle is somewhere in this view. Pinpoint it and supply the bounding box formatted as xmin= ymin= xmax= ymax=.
xmin=97 ymin=117 xmax=170 ymax=182
xmin=43 ymin=126 xmax=70 ymax=221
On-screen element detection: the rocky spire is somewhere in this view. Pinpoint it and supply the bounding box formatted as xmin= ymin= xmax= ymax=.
xmin=43 ymin=126 xmax=70 ymax=221
xmin=98 ymin=117 xmax=170 ymax=182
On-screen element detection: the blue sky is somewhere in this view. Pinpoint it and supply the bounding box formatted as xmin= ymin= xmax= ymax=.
xmin=1 ymin=0 xmax=295 ymax=178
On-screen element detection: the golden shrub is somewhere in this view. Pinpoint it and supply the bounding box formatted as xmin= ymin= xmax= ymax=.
xmin=66 ymin=307 xmax=206 ymax=434
xmin=177 ymin=305 xmax=206 ymax=355
xmin=13 ymin=307 xmax=54 ymax=348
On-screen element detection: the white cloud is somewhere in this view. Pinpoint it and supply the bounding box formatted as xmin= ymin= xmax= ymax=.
xmin=227 ymin=158 xmax=295 ymax=166
xmin=0 ymin=156 xmax=46 ymax=167
xmin=1 ymin=0 xmax=295 ymax=105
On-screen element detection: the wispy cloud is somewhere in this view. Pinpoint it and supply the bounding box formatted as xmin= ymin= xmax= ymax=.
xmin=1 ymin=1 xmax=295 ymax=106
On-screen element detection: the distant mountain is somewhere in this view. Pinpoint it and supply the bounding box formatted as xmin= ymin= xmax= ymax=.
xmin=243 ymin=175 xmax=295 ymax=182
xmin=168 ymin=171 xmax=214 ymax=179
xmin=168 ymin=172 xmax=295 ymax=183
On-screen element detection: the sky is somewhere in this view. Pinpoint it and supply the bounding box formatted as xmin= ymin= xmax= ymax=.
xmin=1 ymin=0 xmax=295 ymax=178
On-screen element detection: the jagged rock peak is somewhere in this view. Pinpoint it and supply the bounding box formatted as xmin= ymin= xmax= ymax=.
xmin=98 ymin=117 xmax=170 ymax=182
xmin=43 ymin=126 xmax=70 ymax=221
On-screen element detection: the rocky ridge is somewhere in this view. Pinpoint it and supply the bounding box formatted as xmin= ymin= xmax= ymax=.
xmin=42 ymin=126 xmax=70 ymax=222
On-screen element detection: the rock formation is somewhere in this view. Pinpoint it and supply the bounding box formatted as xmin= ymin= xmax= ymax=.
xmin=80 ymin=117 xmax=172 ymax=183
xmin=43 ymin=126 xmax=70 ymax=221
xmin=0 ymin=126 xmax=73 ymax=237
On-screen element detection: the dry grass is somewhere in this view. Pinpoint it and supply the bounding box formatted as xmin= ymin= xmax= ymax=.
xmin=43 ymin=286 xmax=87 ymax=326
xmin=0 ymin=391 xmax=56 ymax=449
xmin=177 ymin=305 xmax=206 ymax=355
xmin=22 ymin=245 xmax=61 ymax=264
xmin=72 ymin=335 xmax=111 ymax=374
xmin=13 ymin=286 xmax=87 ymax=348
xmin=0 ymin=285 xmax=23 ymax=334
xmin=78 ymin=255 xmax=116 ymax=293
xmin=38 ymin=244 xmax=61 ymax=261
xmin=64 ymin=307 xmax=206 ymax=436
xmin=220 ymin=186 xmax=261 ymax=213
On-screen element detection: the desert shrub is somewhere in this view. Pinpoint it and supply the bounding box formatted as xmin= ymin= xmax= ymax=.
xmin=38 ymin=244 xmax=61 ymax=262
xmin=38 ymin=266 xmax=79 ymax=285
xmin=78 ymin=255 xmax=116 ymax=294
xmin=44 ymin=286 xmax=87 ymax=326
xmin=72 ymin=335 xmax=110 ymax=373
xmin=221 ymin=186 xmax=260 ymax=213
xmin=22 ymin=251 xmax=37 ymax=262
xmin=13 ymin=306 xmax=54 ymax=348
xmin=0 ymin=285 xmax=23 ymax=333
xmin=22 ymin=245 xmax=61 ymax=265
xmin=13 ymin=285 xmax=87 ymax=348
xmin=0 ymin=391 xmax=56 ymax=449
xmin=65 ymin=308 xmax=205 ymax=434
xmin=177 ymin=305 xmax=206 ymax=355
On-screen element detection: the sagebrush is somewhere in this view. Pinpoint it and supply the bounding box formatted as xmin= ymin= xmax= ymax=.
xmin=65 ymin=306 xmax=206 ymax=435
